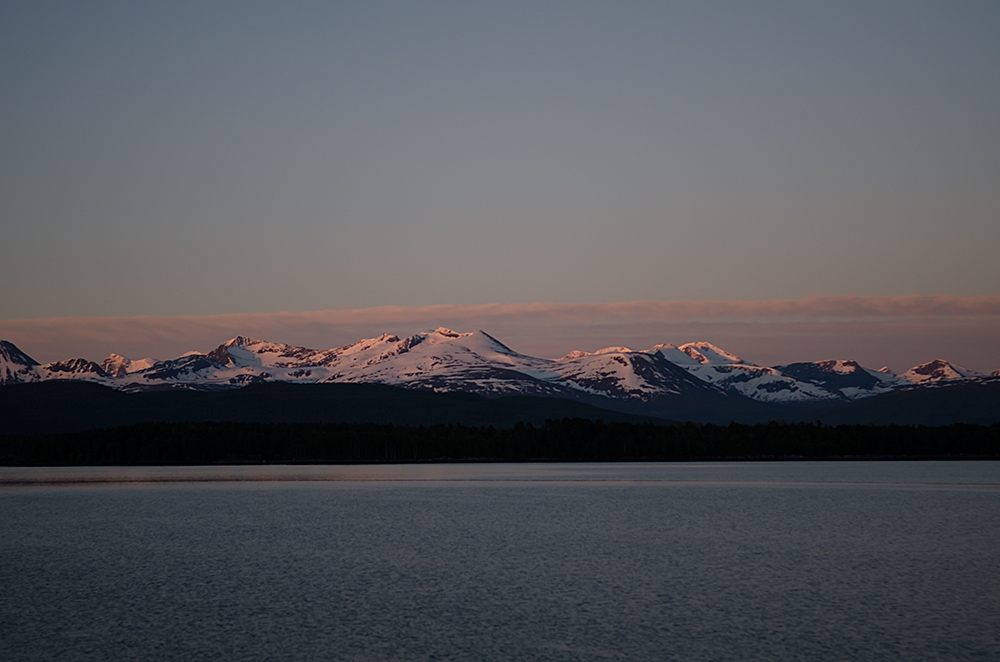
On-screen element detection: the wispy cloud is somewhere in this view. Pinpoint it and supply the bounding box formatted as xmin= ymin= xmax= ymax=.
xmin=2 ymin=296 xmax=998 ymax=372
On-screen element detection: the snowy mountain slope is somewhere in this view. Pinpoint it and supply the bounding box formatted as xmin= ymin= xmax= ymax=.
xmin=103 ymin=329 xmax=569 ymax=396
xmin=206 ymin=336 xmax=343 ymax=369
xmin=320 ymin=328 xmax=569 ymax=396
xmin=688 ymin=363 xmax=839 ymax=403
xmin=120 ymin=354 xmax=234 ymax=389
xmin=775 ymin=360 xmax=907 ymax=400
xmin=39 ymin=358 xmax=109 ymax=382
xmin=901 ymin=359 xmax=985 ymax=385
xmin=0 ymin=340 xmax=40 ymax=385
xmin=551 ymin=348 xmax=721 ymax=400
xmin=649 ymin=344 xmax=703 ymax=366
xmin=111 ymin=334 xmax=402 ymax=389
xmin=100 ymin=354 xmax=157 ymax=377
xmin=648 ymin=343 xmax=839 ymax=403
xmin=678 ymin=342 xmax=746 ymax=365
xmin=318 ymin=331 xmax=734 ymax=403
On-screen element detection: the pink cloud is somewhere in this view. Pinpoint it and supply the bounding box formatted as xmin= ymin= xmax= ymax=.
xmin=2 ymin=296 xmax=998 ymax=373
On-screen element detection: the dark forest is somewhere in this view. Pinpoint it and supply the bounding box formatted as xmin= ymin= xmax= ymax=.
xmin=3 ymin=419 xmax=998 ymax=466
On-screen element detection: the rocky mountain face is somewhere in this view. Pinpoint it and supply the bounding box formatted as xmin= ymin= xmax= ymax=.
xmin=1 ymin=330 xmax=995 ymax=412
xmin=775 ymin=360 xmax=905 ymax=400
xmin=100 ymin=353 xmax=157 ymax=378
xmin=0 ymin=340 xmax=40 ymax=385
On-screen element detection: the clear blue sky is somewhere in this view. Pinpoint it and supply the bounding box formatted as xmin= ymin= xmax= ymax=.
xmin=3 ymin=1 xmax=998 ymax=320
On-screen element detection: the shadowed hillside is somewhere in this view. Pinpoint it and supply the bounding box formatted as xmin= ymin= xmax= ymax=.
xmin=0 ymin=381 xmax=659 ymax=436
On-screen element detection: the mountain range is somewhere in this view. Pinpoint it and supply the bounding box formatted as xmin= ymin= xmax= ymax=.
xmin=2 ymin=328 xmax=998 ymax=429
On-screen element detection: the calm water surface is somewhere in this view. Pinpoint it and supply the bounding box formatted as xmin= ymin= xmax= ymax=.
xmin=2 ymin=462 xmax=999 ymax=661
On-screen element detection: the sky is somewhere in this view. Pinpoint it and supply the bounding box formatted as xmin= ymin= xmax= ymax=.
xmin=2 ymin=2 xmax=999 ymax=369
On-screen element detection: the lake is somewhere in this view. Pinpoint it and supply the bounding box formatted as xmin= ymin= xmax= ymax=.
xmin=2 ymin=462 xmax=999 ymax=660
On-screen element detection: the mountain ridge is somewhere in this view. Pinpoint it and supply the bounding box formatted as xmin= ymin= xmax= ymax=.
xmin=1 ymin=330 xmax=997 ymax=425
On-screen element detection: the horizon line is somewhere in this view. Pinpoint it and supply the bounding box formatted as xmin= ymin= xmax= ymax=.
xmin=2 ymin=295 xmax=998 ymax=372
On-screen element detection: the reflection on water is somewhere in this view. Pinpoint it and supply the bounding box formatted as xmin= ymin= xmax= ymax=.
xmin=2 ymin=462 xmax=999 ymax=661
xmin=3 ymin=460 xmax=1000 ymax=486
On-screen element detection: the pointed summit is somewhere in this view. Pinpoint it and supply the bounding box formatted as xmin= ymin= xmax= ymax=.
xmin=0 ymin=340 xmax=41 ymax=385
xmin=100 ymin=353 xmax=158 ymax=377
xmin=0 ymin=340 xmax=39 ymax=368
xmin=101 ymin=353 xmax=132 ymax=377
xmin=208 ymin=336 xmax=271 ymax=366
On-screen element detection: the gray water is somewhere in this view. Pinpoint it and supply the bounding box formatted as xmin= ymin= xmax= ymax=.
xmin=2 ymin=462 xmax=999 ymax=661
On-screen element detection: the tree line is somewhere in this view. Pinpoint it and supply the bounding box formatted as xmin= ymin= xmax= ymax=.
xmin=2 ymin=419 xmax=999 ymax=465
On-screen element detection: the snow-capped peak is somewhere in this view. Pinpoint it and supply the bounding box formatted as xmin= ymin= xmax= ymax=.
xmin=677 ymin=342 xmax=747 ymax=366
xmin=209 ymin=336 xmax=291 ymax=367
xmin=877 ymin=366 xmax=896 ymax=376
xmin=0 ymin=339 xmax=41 ymax=385
xmin=593 ymin=346 xmax=633 ymax=355
xmin=221 ymin=335 xmax=273 ymax=349
xmin=558 ymin=350 xmax=593 ymax=361
xmin=650 ymin=341 xmax=753 ymax=369
xmin=814 ymin=359 xmax=864 ymax=374
xmin=649 ymin=343 xmax=678 ymax=352
xmin=650 ymin=344 xmax=703 ymax=366
xmin=774 ymin=358 xmax=906 ymax=400
xmin=101 ymin=353 xmax=130 ymax=377
xmin=411 ymin=328 xmax=520 ymax=358
xmin=100 ymin=353 xmax=158 ymax=377
xmin=557 ymin=346 xmax=634 ymax=362
xmin=0 ymin=340 xmax=39 ymax=368
xmin=901 ymin=359 xmax=984 ymax=385
xmin=40 ymin=358 xmax=109 ymax=380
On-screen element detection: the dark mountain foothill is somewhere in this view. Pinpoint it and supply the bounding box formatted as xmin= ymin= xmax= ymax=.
xmin=0 ymin=381 xmax=660 ymax=437
xmin=801 ymin=379 xmax=1000 ymax=427
xmin=2 ymin=380 xmax=998 ymax=465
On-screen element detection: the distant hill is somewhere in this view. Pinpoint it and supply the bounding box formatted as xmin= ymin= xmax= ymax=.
xmin=0 ymin=381 xmax=659 ymax=436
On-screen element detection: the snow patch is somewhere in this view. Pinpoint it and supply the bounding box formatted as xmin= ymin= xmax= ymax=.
xmin=902 ymin=359 xmax=983 ymax=385
xmin=677 ymin=342 xmax=747 ymax=365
